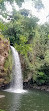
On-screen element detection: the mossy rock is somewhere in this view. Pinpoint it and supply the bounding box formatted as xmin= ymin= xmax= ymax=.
xmin=4 ymin=49 xmax=13 ymax=84
xmin=4 ymin=49 xmax=12 ymax=72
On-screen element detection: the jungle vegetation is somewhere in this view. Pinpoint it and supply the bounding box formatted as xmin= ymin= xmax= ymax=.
xmin=0 ymin=0 xmax=49 ymax=85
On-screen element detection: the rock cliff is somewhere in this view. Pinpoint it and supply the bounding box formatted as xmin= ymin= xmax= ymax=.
xmin=0 ymin=37 xmax=12 ymax=88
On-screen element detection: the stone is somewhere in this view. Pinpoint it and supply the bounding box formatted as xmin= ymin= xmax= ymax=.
xmin=0 ymin=37 xmax=10 ymax=87
xmin=0 ymin=55 xmax=5 ymax=66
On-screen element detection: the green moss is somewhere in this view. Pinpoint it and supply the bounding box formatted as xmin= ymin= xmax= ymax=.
xmin=4 ymin=50 xmax=12 ymax=71
xmin=0 ymin=109 xmax=5 ymax=111
xmin=4 ymin=49 xmax=13 ymax=83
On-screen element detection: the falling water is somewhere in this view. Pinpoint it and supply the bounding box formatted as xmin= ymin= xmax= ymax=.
xmin=5 ymin=46 xmax=27 ymax=93
xmin=11 ymin=46 xmax=23 ymax=90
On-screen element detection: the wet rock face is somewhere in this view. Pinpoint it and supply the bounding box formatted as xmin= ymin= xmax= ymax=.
xmin=0 ymin=37 xmax=10 ymax=88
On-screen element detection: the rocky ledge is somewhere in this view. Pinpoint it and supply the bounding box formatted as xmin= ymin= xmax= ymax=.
xmin=23 ymin=80 xmax=49 ymax=92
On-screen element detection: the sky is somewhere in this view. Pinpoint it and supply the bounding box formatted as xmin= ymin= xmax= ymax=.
xmin=0 ymin=0 xmax=49 ymax=24
xmin=21 ymin=0 xmax=49 ymax=24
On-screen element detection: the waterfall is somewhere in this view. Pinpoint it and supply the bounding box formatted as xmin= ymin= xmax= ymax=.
xmin=5 ymin=46 xmax=27 ymax=93
xmin=11 ymin=46 xmax=23 ymax=90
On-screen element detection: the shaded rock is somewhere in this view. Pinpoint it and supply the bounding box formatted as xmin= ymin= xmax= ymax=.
xmin=0 ymin=78 xmax=4 ymax=85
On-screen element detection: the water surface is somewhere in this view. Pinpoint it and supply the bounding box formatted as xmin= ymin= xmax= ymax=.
xmin=0 ymin=90 xmax=49 ymax=111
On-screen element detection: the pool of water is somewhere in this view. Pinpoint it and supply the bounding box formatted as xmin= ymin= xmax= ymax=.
xmin=0 ymin=89 xmax=49 ymax=111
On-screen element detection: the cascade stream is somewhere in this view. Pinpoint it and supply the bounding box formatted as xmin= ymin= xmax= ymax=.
xmin=11 ymin=46 xmax=23 ymax=90
xmin=5 ymin=46 xmax=26 ymax=93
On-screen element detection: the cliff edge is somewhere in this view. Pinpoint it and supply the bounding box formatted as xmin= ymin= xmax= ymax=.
xmin=0 ymin=37 xmax=12 ymax=88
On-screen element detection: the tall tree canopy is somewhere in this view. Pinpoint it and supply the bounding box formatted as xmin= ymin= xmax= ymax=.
xmin=0 ymin=0 xmax=44 ymax=19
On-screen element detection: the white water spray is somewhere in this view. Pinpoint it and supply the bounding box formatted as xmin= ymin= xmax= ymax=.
xmin=11 ymin=46 xmax=23 ymax=90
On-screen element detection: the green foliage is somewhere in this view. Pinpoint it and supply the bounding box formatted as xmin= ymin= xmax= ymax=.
xmin=0 ymin=22 xmax=6 ymax=31
xmin=32 ymin=26 xmax=49 ymax=85
xmin=45 ymin=50 xmax=49 ymax=64
xmin=0 ymin=0 xmax=24 ymax=6
xmin=4 ymin=50 xmax=12 ymax=72
xmin=34 ymin=0 xmax=44 ymax=10
xmin=2 ymin=12 xmax=38 ymax=45
xmin=20 ymin=9 xmax=29 ymax=16
xmin=0 ymin=109 xmax=5 ymax=111
xmin=15 ymin=35 xmax=32 ymax=57
xmin=0 ymin=8 xmax=49 ymax=85
xmin=0 ymin=0 xmax=44 ymax=21
xmin=4 ymin=49 xmax=13 ymax=82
